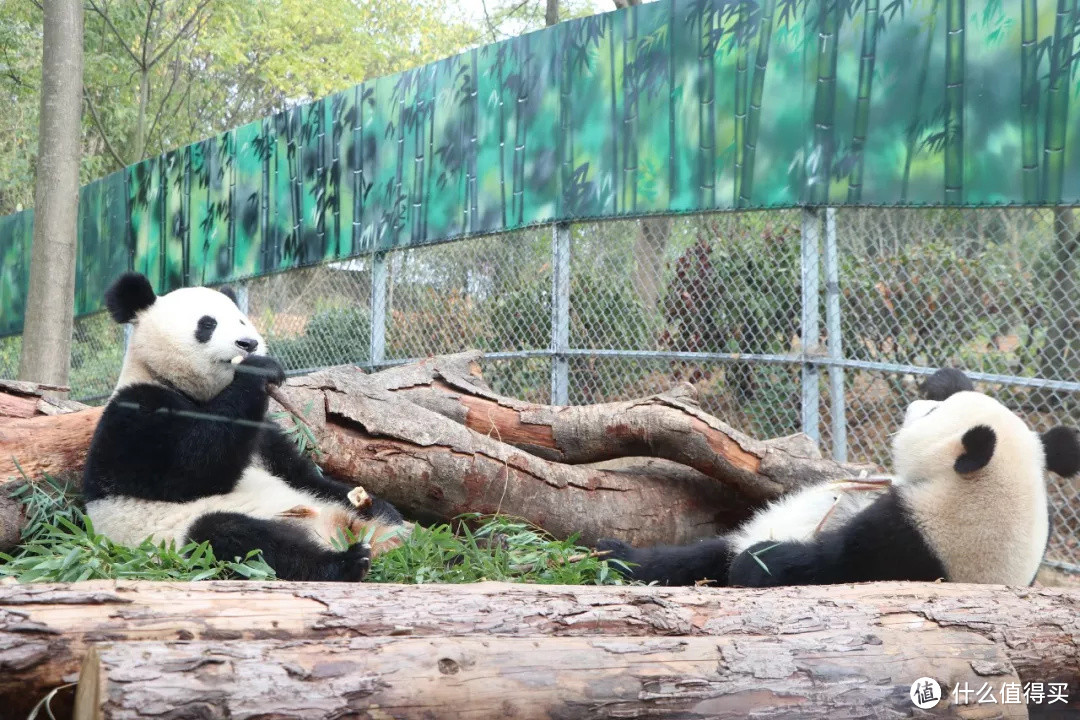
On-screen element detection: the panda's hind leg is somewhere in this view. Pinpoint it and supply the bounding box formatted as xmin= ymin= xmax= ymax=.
xmin=594 ymin=536 xmax=735 ymax=586
xmin=187 ymin=512 xmax=370 ymax=582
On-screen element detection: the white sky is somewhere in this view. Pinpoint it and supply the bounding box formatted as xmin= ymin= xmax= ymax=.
xmin=453 ymin=0 xmax=613 ymax=38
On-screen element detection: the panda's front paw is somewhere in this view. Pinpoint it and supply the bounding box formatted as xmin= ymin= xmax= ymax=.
xmin=595 ymin=538 xmax=640 ymax=576
xmin=239 ymin=355 xmax=286 ymax=387
xmin=336 ymin=542 xmax=371 ymax=582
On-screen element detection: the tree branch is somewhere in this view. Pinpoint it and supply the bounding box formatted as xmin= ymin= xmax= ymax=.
xmin=144 ymin=51 xmax=182 ymax=148
xmin=82 ymin=93 xmax=128 ymax=168
xmin=85 ymin=0 xmax=141 ymax=67
xmin=2 ymin=581 xmax=1078 ymax=719
xmin=145 ymin=0 xmax=213 ymax=70
xmin=139 ymin=0 xmax=157 ymax=68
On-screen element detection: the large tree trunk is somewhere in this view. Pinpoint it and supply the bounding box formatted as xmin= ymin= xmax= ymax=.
xmin=0 ymin=354 xmax=875 ymax=551
xmin=17 ymin=0 xmax=84 ymax=394
xmin=1 ymin=580 xmax=1076 ymax=718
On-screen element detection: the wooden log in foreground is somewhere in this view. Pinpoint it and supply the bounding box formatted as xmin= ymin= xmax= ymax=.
xmin=1 ymin=581 xmax=1077 ymax=718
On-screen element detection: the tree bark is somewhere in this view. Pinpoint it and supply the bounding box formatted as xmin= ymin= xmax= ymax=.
xmin=2 ymin=580 xmax=1076 ymax=718
xmin=17 ymin=0 xmax=84 ymax=394
xmin=369 ymin=352 xmax=878 ymax=501
xmin=279 ymin=366 xmax=738 ymax=546
xmin=545 ymin=0 xmax=558 ymax=26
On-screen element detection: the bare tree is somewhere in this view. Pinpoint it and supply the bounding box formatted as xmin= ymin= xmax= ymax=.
xmin=17 ymin=0 xmax=84 ymax=396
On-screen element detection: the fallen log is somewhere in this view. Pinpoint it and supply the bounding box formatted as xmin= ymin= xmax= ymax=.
xmin=2 ymin=580 xmax=1076 ymax=718
xmin=278 ymin=367 xmax=735 ymax=545
xmin=371 ymin=351 xmax=878 ymax=501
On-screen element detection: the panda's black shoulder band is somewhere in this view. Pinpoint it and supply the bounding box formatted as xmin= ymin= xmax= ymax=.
xmin=105 ymin=272 xmax=156 ymax=323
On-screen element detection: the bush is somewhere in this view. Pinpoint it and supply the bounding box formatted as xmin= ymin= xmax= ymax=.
xmin=268 ymin=304 xmax=371 ymax=372
xmin=659 ymin=219 xmax=802 ymax=437
xmin=483 ymin=272 xmax=652 ymax=403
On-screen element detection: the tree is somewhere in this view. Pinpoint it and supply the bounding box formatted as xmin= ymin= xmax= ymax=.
xmin=17 ymin=0 xmax=84 ymax=394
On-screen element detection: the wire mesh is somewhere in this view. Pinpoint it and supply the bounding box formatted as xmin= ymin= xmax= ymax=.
xmin=2 ymin=206 xmax=1076 ymax=573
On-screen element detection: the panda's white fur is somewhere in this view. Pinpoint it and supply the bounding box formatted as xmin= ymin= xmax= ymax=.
xmin=87 ymin=463 xmax=370 ymax=551
xmin=727 ymin=476 xmax=894 ymax=555
xmin=893 ymin=393 xmax=1049 ymax=584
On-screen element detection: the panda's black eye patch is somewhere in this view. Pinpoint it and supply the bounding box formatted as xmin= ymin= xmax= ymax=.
xmin=195 ymin=316 xmax=218 ymax=343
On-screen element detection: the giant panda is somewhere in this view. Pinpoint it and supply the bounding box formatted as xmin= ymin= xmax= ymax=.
xmin=81 ymin=272 xmax=407 ymax=582
xmin=597 ymin=368 xmax=1080 ymax=587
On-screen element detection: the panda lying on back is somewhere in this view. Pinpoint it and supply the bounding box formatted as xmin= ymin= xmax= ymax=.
xmin=82 ymin=272 xmax=405 ymax=582
xmin=598 ymin=368 xmax=1080 ymax=587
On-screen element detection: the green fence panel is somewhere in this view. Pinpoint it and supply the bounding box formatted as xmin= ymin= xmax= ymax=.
xmin=2 ymin=0 xmax=1079 ymax=336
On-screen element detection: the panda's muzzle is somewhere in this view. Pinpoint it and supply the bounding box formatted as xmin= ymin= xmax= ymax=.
xmin=235 ymin=337 xmax=259 ymax=353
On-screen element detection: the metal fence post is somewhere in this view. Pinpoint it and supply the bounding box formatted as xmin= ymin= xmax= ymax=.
xmin=370 ymin=251 xmax=388 ymax=368
xmin=800 ymin=208 xmax=821 ymax=444
xmin=550 ymin=222 xmax=570 ymax=405
xmin=823 ymin=208 xmax=847 ymax=462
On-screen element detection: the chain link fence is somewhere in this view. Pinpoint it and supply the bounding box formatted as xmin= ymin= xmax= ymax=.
xmin=2 ymin=207 xmax=1077 ymax=574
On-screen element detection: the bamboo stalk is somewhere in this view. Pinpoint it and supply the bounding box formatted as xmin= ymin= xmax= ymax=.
xmin=809 ymin=0 xmax=840 ymax=204
xmin=847 ymin=0 xmax=879 ymax=202
xmin=738 ymin=0 xmax=775 ymax=208
xmin=733 ymin=1 xmax=750 ymax=205
xmin=1041 ymin=0 xmax=1077 ymax=204
xmin=943 ymin=0 xmax=965 ymax=205
xmin=1020 ymin=0 xmax=1039 ymax=203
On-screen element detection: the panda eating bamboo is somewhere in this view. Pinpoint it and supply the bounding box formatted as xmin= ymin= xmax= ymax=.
xmin=81 ymin=272 xmax=406 ymax=582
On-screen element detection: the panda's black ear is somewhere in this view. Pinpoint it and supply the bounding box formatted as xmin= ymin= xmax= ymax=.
xmin=920 ymin=368 xmax=974 ymax=401
xmin=104 ymin=272 xmax=156 ymax=323
xmin=218 ymin=286 xmax=238 ymax=305
xmin=1041 ymin=426 xmax=1080 ymax=477
xmin=955 ymin=425 xmax=996 ymax=474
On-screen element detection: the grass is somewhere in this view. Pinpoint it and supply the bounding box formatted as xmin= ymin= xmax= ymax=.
xmin=0 ymin=472 xmax=633 ymax=586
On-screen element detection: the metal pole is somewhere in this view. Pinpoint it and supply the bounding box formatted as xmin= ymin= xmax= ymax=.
xmin=824 ymin=208 xmax=846 ymax=462
xmin=800 ymin=208 xmax=820 ymax=444
xmin=550 ymin=222 xmax=570 ymax=405
xmin=370 ymin=251 xmax=388 ymax=368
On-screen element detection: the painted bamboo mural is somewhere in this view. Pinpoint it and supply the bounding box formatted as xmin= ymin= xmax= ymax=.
xmin=943 ymin=0 xmax=965 ymax=205
xmin=808 ymin=0 xmax=841 ymax=204
xmin=899 ymin=0 xmax=939 ymax=202
xmin=1021 ymin=0 xmax=1040 ymax=203
xmin=733 ymin=0 xmax=752 ymax=205
xmin=846 ymin=0 xmax=878 ymax=202
xmin=3 ymin=0 xmax=1080 ymax=335
xmin=1042 ymin=0 xmax=1078 ymax=203
xmin=738 ymin=0 xmax=778 ymax=208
